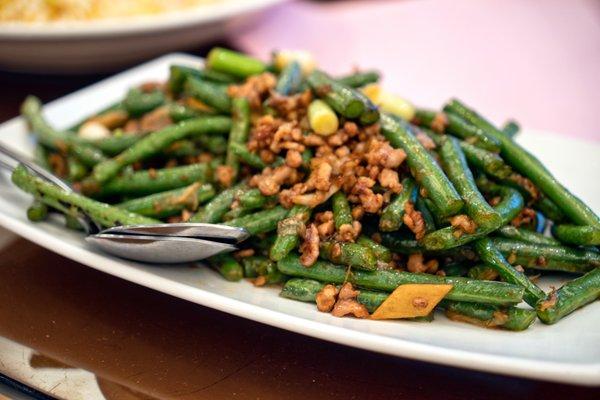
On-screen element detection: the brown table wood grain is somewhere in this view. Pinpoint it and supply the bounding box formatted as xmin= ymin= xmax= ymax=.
xmin=0 ymin=238 xmax=598 ymax=400
xmin=0 ymin=57 xmax=598 ymax=400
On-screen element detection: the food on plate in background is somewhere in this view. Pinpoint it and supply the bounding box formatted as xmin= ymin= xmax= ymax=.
xmin=0 ymin=0 xmax=219 ymax=22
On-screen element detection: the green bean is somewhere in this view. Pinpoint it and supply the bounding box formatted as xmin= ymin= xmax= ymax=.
xmin=208 ymin=254 xmax=243 ymax=282
xmin=319 ymin=241 xmax=377 ymax=271
xmin=534 ymin=194 xmax=566 ymax=222
xmin=280 ymin=278 xmax=329 ymax=302
xmin=67 ymin=156 xmax=88 ymax=182
xmin=421 ymin=185 xmax=523 ymax=251
xmin=379 ymin=234 xmax=424 ymax=254
xmin=225 ymin=98 xmax=251 ymax=178
xmin=243 ymin=256 xmax=287 ymax=284
xmin=123 ymin=88 xmax=165 ymax=117
xmin=414 ymin=109 xmax=500 ymax=152
xmin=168 ymin=65 xmax=237 ymax=94
xmin=306 ymin=70 xmax=365 ymax=118
xmin=21 ymin=96 xmax=106 ymax=167
xmin=225 ymin=206 xmax=289 ymax=235
xmin=223 ymin=193 xmax=276 ymax=221
xmin=415 ymin=195 xmax=437 ymax=233
xmin=64 ymin=214 xmax=84 ymax=231
xmin=12 ymin=165 xmax=158 ymax=227
xmin=495 ymin=225 xmax=560 ymax=246
xmin=468 ymin=265 xmax=498 ymax=281
xmin=117 ymin=183 xmax=215 ymax=218
xmin=241 ymin=256 xmax=263 ymax=278
xmin=496 ymin=172 xmax=538 ymax=202
xmin=282 ymin=279 xmax=526 ymax=328
xmin=331 ymin=191 xmax=353 ymax=229
xmin=169 ymin=103 xmax=214 ymax=122
xmin=536 ymin=268 xmax=600 ymax=324
xmin=163 ymin=140 xmax=198 ymax=158
xmin=89 ymin=116 xmax=230 ymax=183
xmin=445 ymin=99 xmax=600 ymax=228
xmin=83 ymin=163 xmax=212 ymax=197
xmin=277 ymin=255 xmax=524 ymax=305
xmin=206 ymin=47 xmax=267 ymax=78
xmin=27 ymin=200 xmax=48 ymax=222
xmin=237 ymin=188 xmax=266 ymax=209
xmin=90 ymin=134 xmax=142 ymax=156
xmin=189 ymin=183 xmax=247 ymax=223
xmin=379 ymin=178 xmax=417 ymax=231
xmin=378 ymin=233 xmax=477 ymax=261
xmin=196 ymin=135 xmax=228 ymax=155
xmin=439 ymin=136 xmax=501 ymax=229
xmin=460 ymin=141 xmax=512 ymax=179
xmin=380 ymin=113 xmax=463 ymax=217
xmin=552 ymin=225 xmax=600 ymax=246
xmin=490 ymin=237 xmax=600 ymax=274
xmin=354 ymin=89 xmax=380 ymax=125
xmin=440 ymin=300 xmax=536 ymax=331
xmin=34 ymin=191 xmax=81 ymax=221
xmin=422 ymin=197 xmax=446 ymax=227
xmin=337 ymin=70 xmax=380 ymax=88
xmin=270 ymin=205 xmax=312 ymax=261
xmin=420 ymin=128 xmax=511 ymax=180
xmin=502 ymin=120 xmax=520 ymax=139
xmin=356 ymin=236 xmax=392 ymax=263
xmin=258 ymin=258 xmax=288 ymax=284
xmin=184 ymin=78 xmax=231 ymax=114
xmin=246 ymin=235 xmax=277 ymax=257
xmin=475 ymin=237 xmax=545 ymax=306
xmin=222 ymin=207 xmax=250 ymax=221
xmin=279 ymin=279 xmax=404 ymax=316
xmin=280 ymin=278 xmax=388 ymax=313
xmin=230 ymin=143 xmax=266 ymax=170
xmin=276 ymin=61 xmax=303 ymax=95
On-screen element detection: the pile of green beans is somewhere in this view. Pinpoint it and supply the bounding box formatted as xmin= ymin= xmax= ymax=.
xmin=13 ymin=47 xmax=599 ymax=331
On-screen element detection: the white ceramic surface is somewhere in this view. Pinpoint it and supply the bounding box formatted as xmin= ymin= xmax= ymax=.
xmin=0 ymin=54 xmax=598 ymax=386
xmin=0 ymin=0 xmax=286 ymax=73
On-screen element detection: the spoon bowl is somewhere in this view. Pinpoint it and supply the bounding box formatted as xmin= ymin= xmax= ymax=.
xmin=86 ymin=233 xmax=238 ymax=264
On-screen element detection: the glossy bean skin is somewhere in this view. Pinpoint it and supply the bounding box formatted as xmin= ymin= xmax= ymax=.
xmin=536 ymin=268 xmax=600 ymax=324
xmin=445 ymin=99 xmax=600 ymax=228
xmin=277 ymin=255 xmax=524 ymax=306
xmin=380 ymin=113 xmax=463 ymax=217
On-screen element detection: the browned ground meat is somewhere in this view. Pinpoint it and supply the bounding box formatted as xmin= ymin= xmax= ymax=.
xmin=299 ymin=223 xmax=320 ymax=267
xmin=403 ymin=201 xmax=427 ymax=240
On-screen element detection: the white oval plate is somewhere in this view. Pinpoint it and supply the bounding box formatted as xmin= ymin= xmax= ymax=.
xmin=0 ymin=0 xmax=286 ymax=73
xmin=0 ymin=54 xmax=598 ymax=386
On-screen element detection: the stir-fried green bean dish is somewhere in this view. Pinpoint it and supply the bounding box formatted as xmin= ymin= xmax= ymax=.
xmin=14 ymin=47 xmax=600 ymax=330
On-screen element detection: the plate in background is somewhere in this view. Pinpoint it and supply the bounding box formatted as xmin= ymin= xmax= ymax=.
xmin=0 ymin=0 xmax=286 ymax=73
xmin=0 ymin=54 xmax=598 ymax=386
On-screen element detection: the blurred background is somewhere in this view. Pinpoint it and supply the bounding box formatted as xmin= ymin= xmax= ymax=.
xmin=0 ymin=0 xmax=599 ymax=140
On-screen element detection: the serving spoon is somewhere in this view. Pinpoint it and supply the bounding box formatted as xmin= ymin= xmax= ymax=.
xmin=0 ymin=143 xmax=249 ymax=263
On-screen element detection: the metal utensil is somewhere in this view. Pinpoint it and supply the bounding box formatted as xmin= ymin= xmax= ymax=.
xmin=0 ymin=142 xmax=103 ymax=234
xmin=0 ymin=144 xmax=248 ymax=262
xmin=100 ymin=223 xmax=249 ymax=243
xmin=85 ymin=234 xmax=237 ymax=263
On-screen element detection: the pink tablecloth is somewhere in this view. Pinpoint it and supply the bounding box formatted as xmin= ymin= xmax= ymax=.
xmin=233 ymin=0 xmax=600 ymax=141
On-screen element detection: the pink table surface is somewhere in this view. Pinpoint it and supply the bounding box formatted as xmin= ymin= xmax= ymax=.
xmin=233 ymin=0 xmax=600 ymax=141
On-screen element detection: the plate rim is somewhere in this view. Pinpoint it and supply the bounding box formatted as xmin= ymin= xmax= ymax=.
xmin=0 ymin=0 xmax=287 ymax=38
xmin=1 ymin=210 xmax=598 ymax=386
xmin=0 ymin=53 xmax=598 ymax=387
